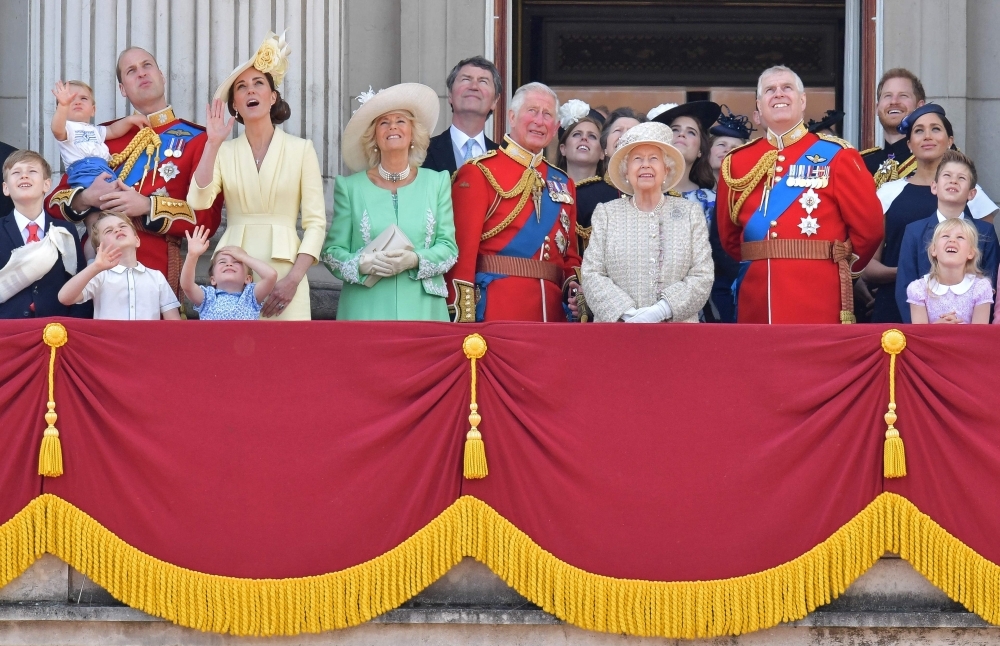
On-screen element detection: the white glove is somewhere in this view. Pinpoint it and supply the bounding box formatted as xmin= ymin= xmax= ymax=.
xmin=359 ymin=252 xmax=393 ymax=277
xmin=625 ymin=299 xmax=672 ymax=323
xmin=621 ymin=307 xmax=639 ymax=322
xmin=380 ymin=249 xmax=419 ymax=275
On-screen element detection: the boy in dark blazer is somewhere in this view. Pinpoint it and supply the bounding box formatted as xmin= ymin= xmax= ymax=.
xmin=0 ymin=149 xmax=89 ymax=319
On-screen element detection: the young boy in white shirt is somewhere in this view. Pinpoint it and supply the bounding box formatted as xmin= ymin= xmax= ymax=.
xmin=58 ymin=211 xmax=180 ymax=320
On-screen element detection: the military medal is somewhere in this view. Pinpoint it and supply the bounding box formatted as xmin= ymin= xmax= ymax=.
xmin=151 ymin=187 xmax=169 ymax=197
xmin=164 ymin=137 xmax=175 ymax=158
xmin=798 ymin=188 xmax=821 ymax=216
xmin=559 ymin=209 xmax=570 ymax=232
xmin=555 ymin=230 xmax=568 ymax=255
xmin=157 ymin=161 xmax=180 ymax=183
xmin=798 ymin=214 xmax=820 ymax=236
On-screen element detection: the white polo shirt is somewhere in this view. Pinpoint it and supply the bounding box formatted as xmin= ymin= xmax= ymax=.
xmin=75 ymin=262 xmax=180 ymax=320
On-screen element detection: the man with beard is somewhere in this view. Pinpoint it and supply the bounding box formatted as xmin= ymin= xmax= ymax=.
xmin=861 ymin=69 xmax=926 ymax=189
xmin=45 ymin=47 xmax=223 ymax=293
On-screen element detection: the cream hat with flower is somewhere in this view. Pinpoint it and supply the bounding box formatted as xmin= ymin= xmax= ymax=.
xmin=340 ymin=83 xmax=440 ymax=173
xmin=214 ymin=31 xmax=292 ymax=101
xmin=607 ymin=121 xmax=686 ymax=195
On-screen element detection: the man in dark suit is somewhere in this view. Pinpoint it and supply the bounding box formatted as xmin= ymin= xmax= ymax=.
xmin=0 ymin=149 xmax=89 ymax=319
xmin=0 ymin=140 xmax=17 ymax=217
xmin=422 ymin=56 xmax=501 ymax=174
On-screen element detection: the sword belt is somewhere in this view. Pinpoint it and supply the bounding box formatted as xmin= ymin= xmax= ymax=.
xmin=477 ymin=255 xmax=564 ymax=285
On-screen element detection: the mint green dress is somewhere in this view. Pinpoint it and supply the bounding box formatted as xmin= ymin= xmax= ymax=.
xmin=321 ymin=169 xmax=458 ymax=321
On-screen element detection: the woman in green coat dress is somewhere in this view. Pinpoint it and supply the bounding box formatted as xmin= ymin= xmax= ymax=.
xmin=322 ymin=83 xmax=458 ymax=320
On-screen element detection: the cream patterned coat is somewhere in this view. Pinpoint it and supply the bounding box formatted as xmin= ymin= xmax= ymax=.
xmin=581 ymin=196 xmax=713 ymax=323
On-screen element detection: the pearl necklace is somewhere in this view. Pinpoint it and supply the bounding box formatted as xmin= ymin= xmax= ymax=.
xmin=378 ymin=164 xmax=410 ymax=183
xmin=631 ymin=195 xmax=665 ymax=214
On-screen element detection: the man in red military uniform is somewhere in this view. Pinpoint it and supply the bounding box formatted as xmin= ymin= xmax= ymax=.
xmin=447 ymin=82 xmax=582 ymax=322
xmin=46 ymin=47 xmax=223 ymax=292
xmin=717 ymin=65 xmax=883 ymax=323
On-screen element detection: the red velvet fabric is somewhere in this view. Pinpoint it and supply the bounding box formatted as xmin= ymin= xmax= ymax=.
xmin=0 ymin=320 xmax=994 ymax=582
xmin=883 ymin=327 xmax=1000 ymax=564
xmin=0 ymin=328 xmax=45 ymax=523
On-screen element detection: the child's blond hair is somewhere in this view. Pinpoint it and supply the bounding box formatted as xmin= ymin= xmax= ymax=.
xmin=66 ymin=80 xmax=94 ymax=98
xmin=927 ymin=218 xmax=982 ymax=296
xmin=90 ymin=211 xmax=136 ymax=251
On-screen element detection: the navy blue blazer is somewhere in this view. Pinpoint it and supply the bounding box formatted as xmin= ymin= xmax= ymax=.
xmin=0 ymin=212 xmax=90 ymax=319
xmin=895 ymin=215 xmax=999 ymax=323
xmin=421 ymin=129 xmax=498 ymax=175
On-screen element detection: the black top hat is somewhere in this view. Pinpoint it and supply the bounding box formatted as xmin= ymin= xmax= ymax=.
xmin=651 ymin=101 xmax=722 ymax=134
xmin=709 ymin=105 xmax=754 ymax=140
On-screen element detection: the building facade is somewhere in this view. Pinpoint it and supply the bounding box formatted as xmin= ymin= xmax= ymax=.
xmin=1 ymin=1 xmax=997 ymax=197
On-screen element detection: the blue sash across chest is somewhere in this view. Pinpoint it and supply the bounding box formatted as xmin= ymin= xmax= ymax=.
xmin=743 ymin=140 xmax=842 ymax=242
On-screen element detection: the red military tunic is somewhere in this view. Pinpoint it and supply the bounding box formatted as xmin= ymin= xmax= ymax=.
xmin=46 ymin=106 xmax=224 ymax=291
xmin=716 ymin=122 xmax=883 ymax=323
xmin=447 ymin=137 xmax=582 ymax=322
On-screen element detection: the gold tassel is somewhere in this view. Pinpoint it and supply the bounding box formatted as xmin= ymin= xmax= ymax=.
xmin=462 ymin=334 xmax=488 ymax=479
xmin=38 ymin=323 xmax=68 ymax=477
xmin=881 ymin=329 xmax=907 ymax=478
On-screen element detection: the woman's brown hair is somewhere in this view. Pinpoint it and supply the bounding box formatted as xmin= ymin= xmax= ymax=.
xmin=227 ymin=72 xmax=291 ymax=125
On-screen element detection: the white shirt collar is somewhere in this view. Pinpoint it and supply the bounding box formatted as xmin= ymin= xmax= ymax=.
xmin=13 ymin=209 xmax=45 ymax=232
xmin=450 ymin=125 xmax=487 ymax=154
xmin=110 ymin=262 xmax=147 ymax=274
xmin=936 ymin=210 xmax=965 ymax=222
xmin=926 ymin=273 xmax=976 ymax=295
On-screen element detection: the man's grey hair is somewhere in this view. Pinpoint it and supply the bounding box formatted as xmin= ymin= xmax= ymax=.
xmin=509 ymin=82 xmax=559 ymax=116
xmin=756 ymin=66 xmax=805 ymax=98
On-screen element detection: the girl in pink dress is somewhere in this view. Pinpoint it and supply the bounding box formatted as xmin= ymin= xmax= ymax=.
xmin=907 ymin=218 xmax=993 ymax=324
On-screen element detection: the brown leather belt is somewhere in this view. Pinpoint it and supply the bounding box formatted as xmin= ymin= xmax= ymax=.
xmin=477 ymin=255 xmax=564 ymax=285
xmin=740 ymin=238 xmax=857 ymax=323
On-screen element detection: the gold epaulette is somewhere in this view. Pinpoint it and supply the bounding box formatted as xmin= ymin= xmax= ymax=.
xmin=817 ymin=133 xmax=854 ymax=149
xmin=860 ymin=146 xmax=882 ymax=156
xmin=575 ymin=176 xmax=601 ymax=188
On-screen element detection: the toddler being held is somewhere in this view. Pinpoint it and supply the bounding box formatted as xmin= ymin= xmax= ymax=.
xmin=181 ymin=226 xmax=277 ymax=320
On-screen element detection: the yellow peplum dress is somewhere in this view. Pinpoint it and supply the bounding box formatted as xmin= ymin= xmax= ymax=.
xmin=187 ymin=127 xmax=327 ymax=320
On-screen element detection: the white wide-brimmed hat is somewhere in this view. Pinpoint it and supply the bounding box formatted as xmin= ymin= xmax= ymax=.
xmin=607 ymin=121 xmax=686 ymax=195
xmin=214 ymin=31 xmax=292 ymax=102
xmin=341 ymin=83 xmax=440 ymax=173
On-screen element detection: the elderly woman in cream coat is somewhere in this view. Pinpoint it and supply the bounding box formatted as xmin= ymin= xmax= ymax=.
xmin=189 ymin=32 xmax=327 ymax=320
xmin=581 ymin=121 xmax=713 ymax=322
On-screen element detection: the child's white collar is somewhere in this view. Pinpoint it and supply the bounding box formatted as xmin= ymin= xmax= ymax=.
xmin=926 ymin=273 xmax=976 ymax=296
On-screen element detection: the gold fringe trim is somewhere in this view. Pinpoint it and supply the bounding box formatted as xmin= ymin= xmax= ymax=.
xmin=0 ymin=493 xmax=997 ymax=637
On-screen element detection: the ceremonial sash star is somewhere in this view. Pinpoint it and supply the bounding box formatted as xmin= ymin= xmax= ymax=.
xmin=798 ymin=215 xmax=820 ymax=237
xmin=798 ymin=188 xmax=821 ymax=215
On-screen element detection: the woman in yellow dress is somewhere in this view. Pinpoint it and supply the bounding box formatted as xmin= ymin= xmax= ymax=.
xmin=188 ymin=32 xmax=326 ymax=320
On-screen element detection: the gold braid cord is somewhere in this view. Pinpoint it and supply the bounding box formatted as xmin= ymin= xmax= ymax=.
xmin=109 ymin=127 xmax=162 ymax=181
xmin=3 ymin=492 xmax=1000 ymax=638
xmin=38 ymin=323 xmax=68 ymax=477
xmin=721 ymin=150 xmax=778 ymax=224
xmin=462 ymin=334 xmax=488 ymax=478
xmin=881 ymin=329 xmax=907 ymax=478
xmin=477 ymin=162 xmax=544 ymax=241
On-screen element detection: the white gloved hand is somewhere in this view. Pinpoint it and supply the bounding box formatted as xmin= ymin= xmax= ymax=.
xmin=620 ymin=307 xmax=639 ymax=322
xmin=359 ymin=252 xmax=394 ymax=277
xmin=625 ymin=299 xmax=672 ymax=323
xmin=380 ymin=249 xmax=419 ymax=275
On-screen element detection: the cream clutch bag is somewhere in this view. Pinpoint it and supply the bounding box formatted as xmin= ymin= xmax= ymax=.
xmin=361 ymin=224 xmax=415 ymax=287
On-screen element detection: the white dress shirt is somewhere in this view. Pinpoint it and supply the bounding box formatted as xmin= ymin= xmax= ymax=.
xmin=450 ymin=125 xmax=487 ymax=169
xmin=75 ymin=262 xmax=180 ymax=320
xmin=936 ymin=210 xmax=965 ymax=222
xmin=12 ymin=210 xmax=46 ymax=244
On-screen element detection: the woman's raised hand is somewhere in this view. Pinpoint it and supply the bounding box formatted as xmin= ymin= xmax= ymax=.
xmin=205 ymin=99 xmax=234 ymax=146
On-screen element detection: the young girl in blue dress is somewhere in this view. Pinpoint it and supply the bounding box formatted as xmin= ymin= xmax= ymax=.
xmin=180 ymin=226 xmax=278 ymax=320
